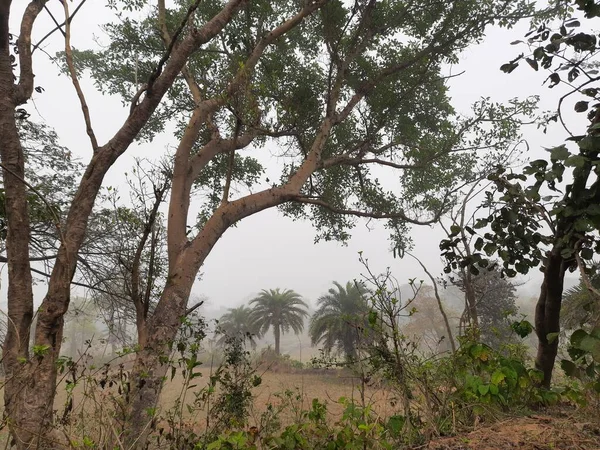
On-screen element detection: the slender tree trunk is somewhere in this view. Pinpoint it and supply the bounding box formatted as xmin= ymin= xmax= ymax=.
xmin=274 ymin=323 xmax=281 ymax=355
xmin=463 ymin=269 xmax=479 ymax=331
xmin=534 ymin=251 xmax=567 ymax=388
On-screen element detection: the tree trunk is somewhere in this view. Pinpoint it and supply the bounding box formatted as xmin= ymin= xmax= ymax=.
xmin=0 ymin=9 xmax=43 ymax=444
xmin=534 ymin=251 xmax=567 ymax=388
xmin=464 ymin=269 xmax=479 ymax=331
xmin=274 ymin=323 xmax=281 ymax=355
xmin=125 ymin=247 xmax=201 ymax=446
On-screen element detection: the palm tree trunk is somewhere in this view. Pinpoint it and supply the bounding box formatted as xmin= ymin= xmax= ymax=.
xmin=274 ymin=324 xmax=281 ymax=355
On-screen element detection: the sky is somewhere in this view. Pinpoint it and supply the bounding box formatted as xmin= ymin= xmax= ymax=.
xmin=4 ymin=1 xmax=584 ymax=315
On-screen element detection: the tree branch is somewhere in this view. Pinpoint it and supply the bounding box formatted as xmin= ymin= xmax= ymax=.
xmin=291 ymin=196 xmax=444 ymax=225
xmin=33 ymin=0 xmax=88 ymax=54
xmin=62 ymin=0 xmax=98 ymax=151
xmin=14 ymin=0 xmax=48 ymax=105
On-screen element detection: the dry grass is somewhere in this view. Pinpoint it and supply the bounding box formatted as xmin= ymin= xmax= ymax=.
xmin=158 ymin=366 xmax=398 ymax=429
xmin=2 ymin=361 xmax=600 ymax=449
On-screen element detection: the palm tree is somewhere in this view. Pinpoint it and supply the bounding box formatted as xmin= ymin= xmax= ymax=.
xmin=249 ymin=288 xmax=309 ymax=355
xmin=216 ymin=305 xmax=259 ymax=348
xmin=309 ymin=281 xmax=371 ymax=358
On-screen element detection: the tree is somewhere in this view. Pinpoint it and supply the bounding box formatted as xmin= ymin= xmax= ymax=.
xmin=82 ymin=159 xmax=171 ymax=348
xmin=453 ymin=267 xmax=519 ymax=349
xmin=216 ymin=305 xmax=259 ymax=348
xmin=442 ymin=1 xmax=600 ymax=387
xmin=250 ymin=288 xmax=308 ymax=355
xmin=0 ymin=0 xmax=544 ymax=446
xmin=63 ymin=297 xmax=100 ymax=358
xmin=402 ymin=285 xmax=459 ymax=353
xmin=309 ymin=280 xmax=370 ymax=358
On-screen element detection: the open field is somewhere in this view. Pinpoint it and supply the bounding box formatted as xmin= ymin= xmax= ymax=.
xmin=2 ymin=362 xmax=600 ymax=449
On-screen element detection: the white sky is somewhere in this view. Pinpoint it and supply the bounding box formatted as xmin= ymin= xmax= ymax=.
xmin=4 ymin=2 xmax=583 ymax=314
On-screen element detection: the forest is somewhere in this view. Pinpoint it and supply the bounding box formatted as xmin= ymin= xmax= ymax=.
xmin=1 ymin=0 xmax=600 ymax=448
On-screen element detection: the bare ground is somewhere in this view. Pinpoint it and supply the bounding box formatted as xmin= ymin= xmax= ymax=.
xmin=426 ymin=411 xmax=600 ymax=450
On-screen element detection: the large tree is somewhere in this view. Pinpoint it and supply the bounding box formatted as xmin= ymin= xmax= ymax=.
xmin=0 ymin=0 xmax=544 ymax=447
xmin=309 ymin=280 xmax=370 ymax=358
xmin=442 ymin=1 xmax=600 ymax=387
xmin=250 ymin=288 xmax=309 ymax=355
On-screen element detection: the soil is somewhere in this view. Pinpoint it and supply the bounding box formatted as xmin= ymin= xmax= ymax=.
xmin=426 ymin=411 xmax=600 ymax=450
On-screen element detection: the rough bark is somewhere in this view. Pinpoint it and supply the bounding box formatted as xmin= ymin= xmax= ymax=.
xmin=0 ymin=2 xmax=60 ymax=448
xmin=534 ymin=251 xmax=567 ymax=388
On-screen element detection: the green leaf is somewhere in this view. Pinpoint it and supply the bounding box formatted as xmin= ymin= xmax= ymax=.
xmin=491 ymin=370 xmax=506 ymax=385
xmin=564 ymin=154 xmax=586 ymax=168
xmin=579 ymin=335 xmax=600 ymax=362
xmin=526 ymin=57 xmax=538 ymax=71
xmin=550 ymin=145 xmax=570 ymax=161
xmin=483 ymin=242 xmax=497 ymax=256
xmin=571 ymin=329 xmax=589 ymax=347
xmin=500 ymin=62 xmax=519 ymax=73
xmin=580 ymin=247 xmax=594 ymax=260
xmin=574 ymin=101 xmax=589 ymax=112
xmin=489 ymin=383 xmax=499 ymax=395
xmin=547 ymin=332 xmax=559 ymax=344
xmin=478 ymin=384 xmax=490 ymax=396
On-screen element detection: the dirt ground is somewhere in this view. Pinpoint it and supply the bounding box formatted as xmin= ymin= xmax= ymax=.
xmin=426 ymin=411 xmax=600 ymax=450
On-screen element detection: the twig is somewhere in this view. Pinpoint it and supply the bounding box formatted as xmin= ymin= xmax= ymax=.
xmin=0 ymin=162 xmax=64 ymax=244
xmin=406 ymin=251 xmax=456 ymax=353
xmin=33 ymin=0 xmax=88 ymax=54
xmin=186 ymin=300 xmax=204 ymax=316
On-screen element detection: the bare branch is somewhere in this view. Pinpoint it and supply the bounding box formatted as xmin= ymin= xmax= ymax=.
xmin=62 ymin=0 xmax=98 ymax=151
xmin=291 ymin=195 xmax=444 ymax=225
xmin=33 ymin=0 xmax=88 ymax=54
xmin=186 ymin=300 xmax=204 ymax=316
xmin=405 ymin=251 xmax=456 ymax=352
xmin=0 ymin=161 xmax=63 ymax=242
xmin=29 ymin=267 xmax=129 ymax=301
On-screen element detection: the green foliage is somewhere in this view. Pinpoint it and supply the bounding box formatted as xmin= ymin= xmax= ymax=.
xmin=561 ymin=327 xmax=600 ymax=397
xmin=62 ymin=0 xmax=539 ymax=251
xmin=446 ymin=340 xmax=546 ymax=409
xmin=511 ymin=319 xmax=534 ymax=338
xmin=442 ymin=1 xmax=600 ymax=281
xmin=309 ymin=281 xmax=371 ymax=358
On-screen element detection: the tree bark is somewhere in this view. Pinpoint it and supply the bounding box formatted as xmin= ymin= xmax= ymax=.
xmin=0 ymin=3 xmax=54 ymax=447
xmin=534 ymin=251 xmax=567 ymax=388
xmin=126 ymin=277 xmax=195 ymax=448
xmin=274 ymin=323 xmax=281 ymax=356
